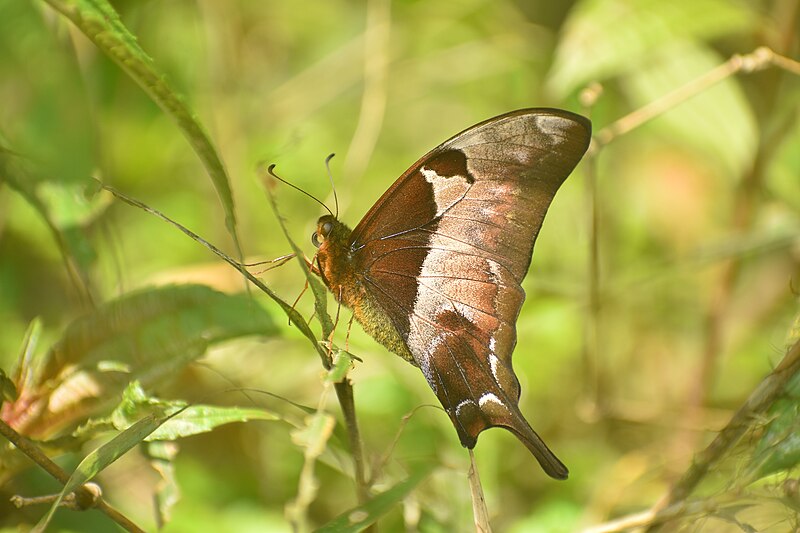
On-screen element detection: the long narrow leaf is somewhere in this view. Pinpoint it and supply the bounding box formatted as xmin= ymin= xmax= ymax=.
xmin=33 ymin=408 xmax=179 ymax=532
xmin=42 ymin=0 xmax=243 ymax=254
xmin=0 ymin=151 xmax=94 ymax=303
xmin=314 ymin=466 xmax=434 ymax=533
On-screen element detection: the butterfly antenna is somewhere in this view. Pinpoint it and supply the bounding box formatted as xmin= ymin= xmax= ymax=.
xmin=267 ymin=164 xmax=334 ymax=217
xmin=325 ymin=153 xmax=339 ymax=218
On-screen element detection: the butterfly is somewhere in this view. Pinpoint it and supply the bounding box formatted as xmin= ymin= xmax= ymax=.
xmin=311 ymin=108 xmax=591 ymax=479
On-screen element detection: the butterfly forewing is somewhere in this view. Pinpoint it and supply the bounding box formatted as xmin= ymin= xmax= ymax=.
xmin=346 ymin=109 xmax=590 ymax=479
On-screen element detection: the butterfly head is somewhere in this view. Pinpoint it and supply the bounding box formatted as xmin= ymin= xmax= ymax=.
xmin=312 ymin=214 xmax=355 ymax=251
xmin=311 ymin=214 xmax=355 ymax=302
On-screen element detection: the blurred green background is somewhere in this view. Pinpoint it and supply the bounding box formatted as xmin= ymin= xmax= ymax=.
xmin=1 ymin=0 xmax=799 ymax=531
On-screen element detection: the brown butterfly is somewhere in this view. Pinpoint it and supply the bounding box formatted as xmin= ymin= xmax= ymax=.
xmin=311 ymin=109 xmax=591 ymax=479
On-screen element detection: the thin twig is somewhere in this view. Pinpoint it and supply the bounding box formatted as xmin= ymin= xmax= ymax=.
xmin=675 ymin=42 xmax=799 ymax=485
xmin=581 ymin=131 xmax=604 ymax=418
xmin=0 ymin=420 xmax=71 ymax=485
xmin=334 ymin=380 xmax=370 ymax=504
xmin=593 ymin=47 xmax=794 ymax=147
xmin=102 ymin=184 xmax=328 ymax=364
xmin=669 ymin=339 xmax=800 ymax=504
xmin=581 ymin=339 xmax=800 ymax=533
xmin=583 ymin=495 xmax=726 ymax=533
xmin=0 ymin=419 xmax=145 ymax=533
xmin=467 ymin=449 xmax=492 ymax=533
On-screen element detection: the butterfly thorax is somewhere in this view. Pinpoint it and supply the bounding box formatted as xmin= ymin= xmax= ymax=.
xmin=313 ymin=216 xmax=359 ymax=307
xmin=313 ymin=215 xmax=415 ymax=363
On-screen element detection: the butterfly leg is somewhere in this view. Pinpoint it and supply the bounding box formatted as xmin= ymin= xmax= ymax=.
xmin=345 ymin=313 xmax=356 ymax=352
xmin=289 ymin=278 xmax=310 ymax=326
xmin=322 ymin=288 xmax=345 ymax=362
xmin=244 ymin=252 xmax=295 ymax=274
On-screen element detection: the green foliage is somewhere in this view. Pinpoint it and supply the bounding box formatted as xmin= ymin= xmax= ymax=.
xmin=749 ymin=372 xmax=800 ymax=481
xmin=34 ymin=407 xmax=178 ymax=532
xmin=43 ymin=0 xmax=243 ymax=248
xmin=44 ymin=284 xmax=277 ymax=380
xmin=548 ymin=0 xmax=755 ymax=95
xmin=315 ymin=466 xmax=433 ymax=532
xmin=326 ymin=350 xmax=357 ymax=384
xmin=624 ymin=39 xmax=758 ymax=175
xmin=110 ymin=381 xmax=281 ymax=442
xmin=0 ymin=283 xmax=279 ymax=443
xmin=0 ymin=0 xmax=798 ymax=531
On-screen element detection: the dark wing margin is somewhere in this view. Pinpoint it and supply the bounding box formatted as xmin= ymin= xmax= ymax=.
xmin=351 ymin=109 xmax=590 ymax=478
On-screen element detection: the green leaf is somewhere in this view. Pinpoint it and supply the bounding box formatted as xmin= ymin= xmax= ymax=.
xmin=43 ymin=0 xmax=243 ymax=254
xmin=325 ymin=349 xmax=356 ymax=384
xmin=0 ymin=151 xmax=96 ymax=302
xmin=33 ymin=407 xmax=179 ymax=532
xmin=623 ymin=40 xmax=758 ymax=175
xmin=746 ymin=373 xmax=800 ymax=481
xmin=20 ymin=284 xmax=277 ymax=439
xmin=314 ymin=466 xmax=434 ymax=533
xmin=44 ymin=284 xmax=277 ymax=380
xmin=149 ymin=405 xmax=280 ymax=441
xmin=111 ymin=382 xmax=280 ymax=441
xmin=146 ymin=441 xmax=181 ymax=528
xmin=548 ymin=0 xmax=756 ymax=96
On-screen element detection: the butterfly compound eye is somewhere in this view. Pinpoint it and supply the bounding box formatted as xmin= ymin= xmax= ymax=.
xmin=322 ymin=221 xmax=333 ymax=236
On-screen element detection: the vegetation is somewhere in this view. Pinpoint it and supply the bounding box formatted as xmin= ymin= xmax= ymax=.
xmin=0 ymin=0 xmax=798 ymax=531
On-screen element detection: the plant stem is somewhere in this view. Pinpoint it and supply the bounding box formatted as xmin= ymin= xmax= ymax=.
xmin=645 ymin=339 xmax=800 ymax=531
xmin=0 ymin=419 xmax=145 ymax=533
